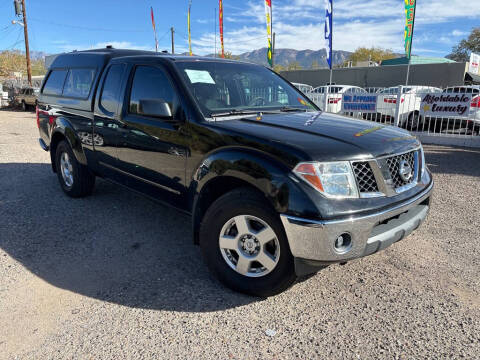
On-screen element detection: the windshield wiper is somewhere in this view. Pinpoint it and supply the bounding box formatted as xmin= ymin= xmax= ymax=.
xmin=278 ymin=106 xmax=308 ymax=113
xmin=211 ymin=109 xmax=261 ymax=118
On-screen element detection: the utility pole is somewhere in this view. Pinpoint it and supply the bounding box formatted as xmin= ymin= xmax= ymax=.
xmin=13 ymin=0 xmax=31 ymax=86
xmin=171 ymin=27 xmax=175 ymax=54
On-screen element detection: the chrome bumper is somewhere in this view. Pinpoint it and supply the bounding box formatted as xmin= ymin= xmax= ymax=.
xmin=281 ymin=181 xmax=433 ymax=263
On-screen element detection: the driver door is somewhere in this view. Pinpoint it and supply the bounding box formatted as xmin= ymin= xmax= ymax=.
xmin=115 ymin=64 xmax=189 ymax=209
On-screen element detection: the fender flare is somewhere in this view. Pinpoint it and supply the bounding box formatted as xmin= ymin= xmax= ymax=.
xmin=190 ymin=147 xmax=320 ymax=242
xmin=50 ymin=117 xmax=88 ymax=169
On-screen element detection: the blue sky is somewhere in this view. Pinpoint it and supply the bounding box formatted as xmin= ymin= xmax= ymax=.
xmin=0 ymin=0 xmax=479 ymax=57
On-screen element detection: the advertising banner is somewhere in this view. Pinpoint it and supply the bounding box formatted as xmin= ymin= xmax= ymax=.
xmin=404 ymin=0 xmax=416 ymax=59
xmin=265 ymin=0 xmax=273 ymax=67
xmin=469 ymin=52 xmax=480 ymax=74
xmin=219 ymin=0 xmax=224 ymax=58
xmin=342 ymin=94 xmax=377 ymax=113
xmin=188 ymin=0 xmax=192 ymax=56
xmin=325 ymin=0 xmax=333 ymax=69
xmin=420 ymin=93 xmax=472 ymax=118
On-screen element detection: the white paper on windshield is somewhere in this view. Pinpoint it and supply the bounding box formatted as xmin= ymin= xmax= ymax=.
xmin=185 ymin=69 xmax=215 ymax=84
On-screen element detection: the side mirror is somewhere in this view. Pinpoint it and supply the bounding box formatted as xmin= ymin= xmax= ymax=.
xmin=138 ymin=99 xmax=173 ymax=119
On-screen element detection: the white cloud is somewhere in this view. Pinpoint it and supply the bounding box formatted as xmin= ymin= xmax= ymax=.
xmin=451 ymin=30 xmax=468 ymax=37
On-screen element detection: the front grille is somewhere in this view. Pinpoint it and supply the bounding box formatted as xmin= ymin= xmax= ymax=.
xmin=352 ymin=161 xmax=379 ymax=193
xmin=386 ymin=151 xmax=416 ymax=189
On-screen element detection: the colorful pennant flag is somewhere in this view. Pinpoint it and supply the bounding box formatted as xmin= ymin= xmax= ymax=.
xmin=324 ymin=0 xmax=332 ymax=69
xmin=265 ymin=0 xmax=273 ymax=67
xmin=404 ymin=0 xmax=416 ymax=59
xmin=188 ymin=0 xmax=193 ymax=56
xmin=151 ymin=7 xmax=158 ymax=52
xmin=219 ymin=0 xmax=225 ymax=58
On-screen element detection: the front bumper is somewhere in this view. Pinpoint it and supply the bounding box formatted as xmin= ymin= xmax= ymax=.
xmin=281 ymin=180 xmax=433 ymax=266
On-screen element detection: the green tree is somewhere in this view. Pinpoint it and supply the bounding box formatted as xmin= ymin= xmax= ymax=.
xmin=287 ymin=61 xmax=302 ymax=71
xmin=273 ymin=64 xmax=286 ymax=73
xmin=218 ymin=51 xmax=240 ymax=60
xmin=0 ymin=50 xmax=46 ymax=77
xmin=346 ymin=47 xmax=395 ymax=66
xmin=447 ymin=27 xmax=480 ymax=62
xmin=311 ymin=60 xmax=321 ymax=69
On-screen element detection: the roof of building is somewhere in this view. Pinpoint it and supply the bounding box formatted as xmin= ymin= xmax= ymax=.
xmin=381 ymin=56 xmax=456 ymax=66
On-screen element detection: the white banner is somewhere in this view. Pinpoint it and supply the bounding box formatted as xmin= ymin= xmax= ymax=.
xmin=420 ymin=93 xmax=472 ymax=118
xmin=342 ymin=94 xmax=377 ymax=113
xmin=469 ymin=52 xmax=479 ymax=74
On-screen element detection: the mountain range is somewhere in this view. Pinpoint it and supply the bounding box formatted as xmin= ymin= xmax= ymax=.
xmin=205 ymin=48 xmax=352 ymax=68
xmin=29 ymin=48 xmax=352 ymax=69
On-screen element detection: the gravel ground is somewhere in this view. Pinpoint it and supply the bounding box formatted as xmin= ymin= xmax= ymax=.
xmin=0 ymin=110 xmax=479 ymax=359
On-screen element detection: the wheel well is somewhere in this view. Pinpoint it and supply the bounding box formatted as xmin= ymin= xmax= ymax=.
xmin=192 ymin=176 xmax=270 ymax=245
xmin=49 ymin=132 xmax=66 ymax=173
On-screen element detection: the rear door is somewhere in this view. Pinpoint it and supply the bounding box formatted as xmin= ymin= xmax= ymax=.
xmin=115 ymin=64 xmax=189 ymax=208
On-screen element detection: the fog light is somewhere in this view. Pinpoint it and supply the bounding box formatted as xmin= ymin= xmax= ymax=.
xmin=334 ymin=233 xmax=352 ymax=254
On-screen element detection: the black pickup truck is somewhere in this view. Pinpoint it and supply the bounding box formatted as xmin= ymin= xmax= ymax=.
xmin=37 ymin=48 xmax=433 ymax=297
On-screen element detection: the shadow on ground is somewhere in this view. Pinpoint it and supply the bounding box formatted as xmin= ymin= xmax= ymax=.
xmin=0 ymin=163 xmax=256 ymax=312
xmin=424 ymin=145 xmax=480 ymax=177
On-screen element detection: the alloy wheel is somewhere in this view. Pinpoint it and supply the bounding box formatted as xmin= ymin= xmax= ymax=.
xmin=218 ymin=215 xmax=280 ymax=278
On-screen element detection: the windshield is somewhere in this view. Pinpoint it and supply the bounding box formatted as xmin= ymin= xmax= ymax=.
xmin=175 ymin=61 xmax=317 ymax=118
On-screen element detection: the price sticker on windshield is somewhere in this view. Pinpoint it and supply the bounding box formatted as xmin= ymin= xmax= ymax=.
xmin=185 ymin=69 xmax=216 ymax=84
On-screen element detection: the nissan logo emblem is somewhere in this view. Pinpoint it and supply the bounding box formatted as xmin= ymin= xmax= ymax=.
xmin=398 ymin=160 xmax=413 ymax=182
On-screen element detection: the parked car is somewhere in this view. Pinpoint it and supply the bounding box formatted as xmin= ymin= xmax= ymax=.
xmin=376 ymin=86 xmax=442 ymax=129
xmin=310 ymin=85 xmax=368 ymax=113
xmin=37 ymin=48 xmax=433 ymax=297
xmin=16 ymin=87 xmax=39 ymax=110
xmin=292 ymin=83 xmax=314 ymax=95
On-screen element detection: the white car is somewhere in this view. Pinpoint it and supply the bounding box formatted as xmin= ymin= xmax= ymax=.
xmin=310 ymin=85 xmax=368 ymax=113
xmin=376 ymin=86 xmax=441 ymax=129
xmin=292 ymin=83 xmax=314 ymax=95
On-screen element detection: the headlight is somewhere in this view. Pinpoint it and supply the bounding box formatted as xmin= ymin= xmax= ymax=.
xmin=293 ymin=161 xmax=359 ymax=199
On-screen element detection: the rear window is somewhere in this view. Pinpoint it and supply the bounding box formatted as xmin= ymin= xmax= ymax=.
xmin=43 ymin=70 xmax=68 ymax=96
xmin=63 ymin=68 xmax=96 ymax=99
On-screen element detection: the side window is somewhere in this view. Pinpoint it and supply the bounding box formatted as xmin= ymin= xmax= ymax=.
xmin=63 ymin=68 xmax=96 ymax=99
xmin=100 ymin=64 xmax=126 ymax=114
xmin=129 ymin=66 xmax=178 ymax=116
xmin=43 ymin=70 xmax=68 ymax=96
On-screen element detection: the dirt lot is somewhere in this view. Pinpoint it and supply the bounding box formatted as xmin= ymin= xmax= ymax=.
xmin=0 ymin=110 xmax=479 ymax=359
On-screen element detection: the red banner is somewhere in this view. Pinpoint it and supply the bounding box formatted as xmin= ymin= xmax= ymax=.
xmin=219 ymin=0 xmax=224 ymax=58
xmin=150 ymin=7 xmax=156 ymax=32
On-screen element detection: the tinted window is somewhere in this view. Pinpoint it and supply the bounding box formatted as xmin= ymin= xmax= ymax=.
xmin=63 ymin=68 xmax=96 ymax=99
xmin=100 ymin=64 xmax=126 ymax=113
xmin=129 ymin=66 xmax=177 ymax=115
xmin=43 ymin=70 xmax=68 ymax=95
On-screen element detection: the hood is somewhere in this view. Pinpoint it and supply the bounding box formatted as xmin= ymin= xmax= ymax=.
xmin=213 ymin=111 xmax=420 ymax=162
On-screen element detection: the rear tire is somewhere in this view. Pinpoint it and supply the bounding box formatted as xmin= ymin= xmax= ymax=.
xmin=406 ymin=111 xmax=422 ymax=130
xmin=55 ymin=140 xmax=95 ymax=198
xmin=199 ymin=188 xmax=296 ymax=297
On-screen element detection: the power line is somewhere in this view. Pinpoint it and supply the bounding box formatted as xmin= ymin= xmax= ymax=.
xmin=29 ymin=17 xmax=152 ymax=33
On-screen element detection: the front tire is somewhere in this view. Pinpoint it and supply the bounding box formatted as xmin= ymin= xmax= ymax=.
xmin=199 ymin=188 xmax=296 ymax=297
xmin=21 ymin=100 xmax=27 ymax=111
xmin=55 ymin=140 xmax=95 ymax=198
